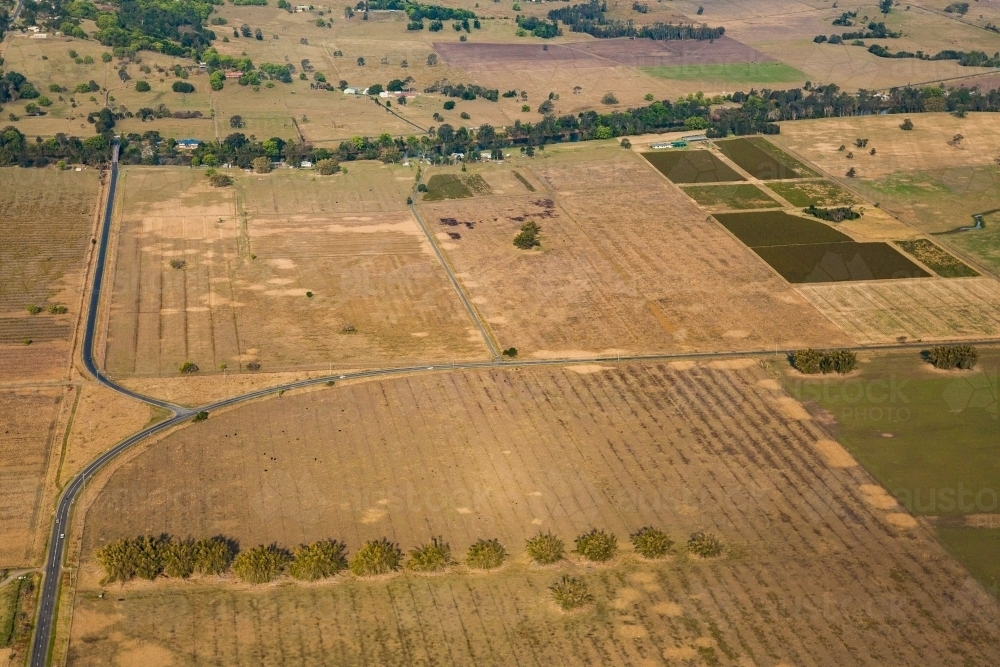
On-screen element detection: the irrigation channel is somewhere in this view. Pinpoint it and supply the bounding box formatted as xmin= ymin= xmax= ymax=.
xmin=27 ymin=141 xmax=1000 ymax=667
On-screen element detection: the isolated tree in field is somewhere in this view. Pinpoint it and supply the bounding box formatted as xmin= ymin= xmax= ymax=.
xmin=229 ymin=115 xmax=245 ymax=128
xmin=426 ymin=53 xmax=438 ymax=66
xmin=513 ymin=221 xmax=540 ymax=249
xmin=350 ymin=538 xmax=403 ymax=576
xmin=252 ymin=157 xmax=272 ymax=173
xmin=466 ymin=538 xmax=507 ymax=569
xmin=179 ymin=361 xmax=199 ymax=373
xmin=879 ymin=0 xmax=893 ymax=14
xmin=574 ymin=529 xmax=617 ymax=562
xmin=927 ymin=345 xmax=978 ymax=370
xmin=525 ymin=531 xmax=565 ymax=564
xmin=406 ymin=537 xmax=455 ymax=572
xmin=550 ymin=575 xmax=593 ymax=610
xmin=357 ymin=57 xmax=365 ymax=66
xmin=233 ymin=544 xmax=290 ymax=583
xmin=290 ymin=540 xmax=348 ymax=580
xmin=630 ymin=527 xmax=672 ymax=559
xmin=846 ymin=167 xmax=857 ymax=177
xmin=135 ymin=80 xmax=150 ymax=92
xmin=900 ymin=118 xmax=914 ymax=130
xmin=193 ymin=537 xmax=235 ymax=575
xmin=601 ymin=92 xmax=618 ymax=105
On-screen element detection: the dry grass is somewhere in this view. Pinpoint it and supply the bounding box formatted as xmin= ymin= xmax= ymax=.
xmin=772 ymin=113 xmax=1000 ymax=182
xmin=102 ymin=165 xmax=488 ymax=377
xmin=797 ymin=277 xmax=1000 ymax=344
xmin=418 ymin=145 xmax=851 ymax=358
xmin=71 ymin=361 xmax=1000 ymax=664
xmin=0 ymin=388 xmax=63 ymax=567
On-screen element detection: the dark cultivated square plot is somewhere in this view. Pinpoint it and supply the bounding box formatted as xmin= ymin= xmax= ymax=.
xmin=642 ymin=150 xmax=745 ymax=184
xmin=753 ymin=242 xmax=932 ymax=283
xmin=712 ymin=211 xmax=929 ymax=283
xmin=713 ymin=210 xmax=850 ymax=247
xmin=716 ymin=138 xmax=815 ymax=180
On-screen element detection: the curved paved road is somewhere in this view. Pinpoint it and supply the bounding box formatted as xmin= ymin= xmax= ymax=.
xmin=28 ymin=143 xmax=1000 ymax=667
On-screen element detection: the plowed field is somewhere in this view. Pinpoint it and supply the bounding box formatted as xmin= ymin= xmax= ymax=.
xmin=0 ymin=168 xmax=99 ymax=381
xmin=71 ymin=362 xmax=1000 ymax=665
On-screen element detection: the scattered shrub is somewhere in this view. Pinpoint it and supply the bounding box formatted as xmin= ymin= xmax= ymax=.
xmin=246 ymin=361 xmax=261 ymax=371
xmin=601 ymin=92 xmax=618 ymax=105
xmin=342 ymin=323 xmax=357 ymax=334
xmin=550 ymin=575 xmax=593 ymax=610
xmin=350 ymin=538 xmax=403 ymax=576
xmin=803 ymin=205 xmax=860 ymax=222
xmin=169 ymin=259 xmax=186 ymax=269
xmin=179 ymin=361 xmax=199 ymax=373
xmin=525 ymin=531 xmax=565 ymax=564
xmin=26 ymin=305 xmax=42 ymax=315
xmin=927 ymin=345 xmax=978 ymax=370
xmin=290 ymin=540 xmax=349 ymax=580
xmin=900 ymin=118 xmax=914 ymax=130
xmin=406 ymin=537 xmax=455 ymax=572
xmin=192 ymin=411 xmax=209 ymax=422
xmin=687 ymin=531 xmax=724 ymax=558
xmin=172 ymin=81 xmax=195 ymax=94
xmin=316 ymin=158 xmax=340 ymax=175
xmin=208 ymin=173 xmax=233 ymax=187
xmin=466 ymin=538 xmax=507 ymax=569
xmin=630 ymin=527 xmax=672 ymax=559
xmin=47 ymin=304 xmax=68 ymax=314
xmin=574 ymin=529 xmax=618 ymax=562
xmin=502 ymin=347 xmax=518 ymax=358
xmin=232 ymin=544 xmax=291 ymax=584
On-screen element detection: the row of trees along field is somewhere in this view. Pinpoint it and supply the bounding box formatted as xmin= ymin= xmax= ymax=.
xmin=97 ymin=527 xmax=724 ymax=586
xmin=4 ymin=78 xmax=1000 ymax=167
xmin=547 ymin=0 xmax=725 ymax=40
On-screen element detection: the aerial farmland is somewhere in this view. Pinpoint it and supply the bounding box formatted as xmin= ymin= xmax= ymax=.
xmin=1 ymin=0 xmax=999 ymax=666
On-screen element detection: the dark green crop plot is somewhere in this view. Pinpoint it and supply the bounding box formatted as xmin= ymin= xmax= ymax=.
xmin=754 ymin=242 xmax=930 ymax=282
xmin=716 ymin=137 xmax=815 ymax=180
xmin=714 ymin=211 xmax=851 ymax=247
xmin=714 ymin=211 xmax=929 ymax=282
xmin=642 ymin=150 xmax=745 ymax=183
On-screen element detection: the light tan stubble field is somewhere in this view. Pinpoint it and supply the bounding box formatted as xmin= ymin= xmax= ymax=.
xmin=102 ymin=164 xmax=489 ymax=378
xmin=418 ymin=145 xmax=851 ymax=358
xmin=70 ymin=362 xmax=1000 ymax=665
